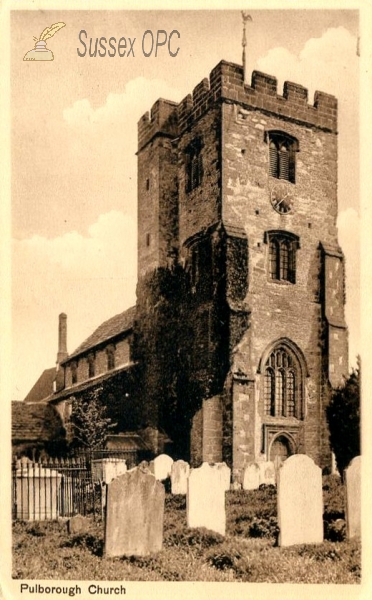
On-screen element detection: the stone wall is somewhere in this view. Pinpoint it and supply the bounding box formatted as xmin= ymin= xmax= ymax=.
xmin=136 ymin=60 xmax=347 ymax=475
xmin=64 ymin=336 xmax=131 ymax=388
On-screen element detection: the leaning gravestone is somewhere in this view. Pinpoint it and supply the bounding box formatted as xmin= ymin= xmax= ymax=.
xmin=277 ymin=454 xmax=323 ymax=547
xmin=150 ymin=454 xmax=174 ymax=481
xmin=242 ymin=462 xmax=260 ymax=490
xmin=104 ymin=468 xmax=165 ymax=557
xmin=345 ymin=455 xmax=361 ymax=539
xmin=187 ymin=463 xmax=226 ymax=536
xmin=171 ymin=460 xmax=190 ymax=495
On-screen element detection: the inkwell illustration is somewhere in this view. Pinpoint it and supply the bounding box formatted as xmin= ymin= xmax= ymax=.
xmin=23 ymin=22 xmax=66 ymax=61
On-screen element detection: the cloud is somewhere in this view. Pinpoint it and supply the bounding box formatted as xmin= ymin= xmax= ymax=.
xmin=257 ymin=27 xmax=357 ymax=101
xmin=63 ymin=77 xmax=181 ymax=129
xmin=12 ymin=211 xmax=136 ymax=400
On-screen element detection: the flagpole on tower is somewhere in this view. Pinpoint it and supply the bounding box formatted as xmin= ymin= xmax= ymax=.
xmin=241 ymin=12 xmax=252 ymax=82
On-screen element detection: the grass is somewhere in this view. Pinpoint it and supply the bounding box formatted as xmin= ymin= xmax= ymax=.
xmin=12 ymin=477 xmax=361 ymax=583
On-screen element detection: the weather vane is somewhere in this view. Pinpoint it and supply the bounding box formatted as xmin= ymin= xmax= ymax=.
xmin=242 ymin=12 xmax=252 ymax=80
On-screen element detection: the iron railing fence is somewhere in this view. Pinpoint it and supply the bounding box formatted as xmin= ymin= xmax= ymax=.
xmin=12 ymin=448 xmax=150 ymax=521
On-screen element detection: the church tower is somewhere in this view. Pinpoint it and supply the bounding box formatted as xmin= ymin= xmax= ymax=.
xmin=137 ymin=60 xmax=348 ymax=480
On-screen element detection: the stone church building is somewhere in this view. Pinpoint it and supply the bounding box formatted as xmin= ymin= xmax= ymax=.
xmin=23 ymin=60 xmax=348 ymax=481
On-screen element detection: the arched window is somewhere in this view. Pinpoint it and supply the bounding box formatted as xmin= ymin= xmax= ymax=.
xmin=263 ymin=345 xmax=303 ymax=419
xmin=266 ymin=231 xmax=299 ymax=283
xmin=267 ymin=131 xmax=298 ymax=183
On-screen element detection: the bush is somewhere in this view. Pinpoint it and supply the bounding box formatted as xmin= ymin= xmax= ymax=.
xmin=249 ymin=517 xmax=279 ymax=540
xmin=165 ymin=527 xmax=224 ymax=552
xmin=327 ymin=365 xmax=360 ymax=478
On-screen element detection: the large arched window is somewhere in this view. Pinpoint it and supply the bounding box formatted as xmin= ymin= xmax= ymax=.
xmin=263 ymin=344 xmax=303 ymax=419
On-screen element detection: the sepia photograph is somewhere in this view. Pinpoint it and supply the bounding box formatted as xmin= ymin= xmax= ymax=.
xmin=1 ymin=1 xmax=370 ymax=598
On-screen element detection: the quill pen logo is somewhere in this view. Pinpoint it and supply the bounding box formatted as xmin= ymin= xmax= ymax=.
xmin=23 ymin=22 xmax=66 ymax=61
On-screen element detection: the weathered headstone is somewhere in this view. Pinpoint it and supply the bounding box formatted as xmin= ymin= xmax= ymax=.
xmin=150 ymin=454 xmax=174 ymax=481
xmin=67 ymin=514 xmax=89 ymax=535
xmin=345 ymin=455 xmax=361 ymax=539
xmin=258 ymin=461 xmax=276 ymax=486
xmin=171 ymin=460 xmax=190 ymax=495
xmin=187 ymin=462 xmax=226 ymax=536
xmin=277 ymin=454 xmax=323 ymax=547
xmin=242 ymin=462 xmax=260 ymax=490
xmin=215 ymin=462 xmax=231 ymax=492
xmin=104 ymin=469 xmax=165 ymax=557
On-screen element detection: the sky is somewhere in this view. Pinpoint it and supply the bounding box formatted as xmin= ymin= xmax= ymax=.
xmin=10 ymin=8 xmax=360 ymax=401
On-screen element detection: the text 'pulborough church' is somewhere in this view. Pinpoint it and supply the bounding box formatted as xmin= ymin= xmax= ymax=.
xmin=23 ymin=59 xmax=348 ymax=481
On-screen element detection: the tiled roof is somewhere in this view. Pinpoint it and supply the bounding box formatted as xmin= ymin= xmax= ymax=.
xmin=63 ymin=306 xmax=136 ymax=362
xmin=105 ymin=433 xmax=150 ymax=452
xmin=12 ymin=401 xmax=65 ymax=443
xmin=24 ymin=368 xmax=56 ymax=403
xmin=49 ymin=362 xmax=136 ymax=403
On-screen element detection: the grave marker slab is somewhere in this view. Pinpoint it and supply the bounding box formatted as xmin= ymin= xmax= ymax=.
xmin=277 ymin=454 xmax=323 ymax=547
xmin=151 ymin=454 xmax=174 ymax=481
xmin=215 ymin=462 xmax=231 ymax=492
xmin=171 ymin=460 xmax=190 ymax=495
xmin=67 ymin=514 xmax=89 ymax=535
xmin=104 ymin=468 xmax=165 ymax=557
xmin=187 ymin=462 xmax=226 ymax=536
xmin=243 ymin=462 xmax=260 ymax=490
xmin=345 ymin=456 xmax=361 ymax=539
xmin=259 ymin=461 xmax=276 ymax=486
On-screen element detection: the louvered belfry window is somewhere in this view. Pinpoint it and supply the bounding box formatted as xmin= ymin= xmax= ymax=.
xmin=268 ymin=132 xmax=297 ymax=183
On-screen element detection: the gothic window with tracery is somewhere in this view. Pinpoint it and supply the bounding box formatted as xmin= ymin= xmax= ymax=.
xmin=263 ymin=345 xmax=303 ymax=419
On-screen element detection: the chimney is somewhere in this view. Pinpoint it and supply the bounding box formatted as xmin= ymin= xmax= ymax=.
xmin=57 ymin=313 xmax=68 ymax=365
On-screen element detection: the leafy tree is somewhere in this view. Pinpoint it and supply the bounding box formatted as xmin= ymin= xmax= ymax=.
xmin=326 ymin=360 xmax=361 ymax=478
xmin=70 ymin=386 xmax=117 ymax=451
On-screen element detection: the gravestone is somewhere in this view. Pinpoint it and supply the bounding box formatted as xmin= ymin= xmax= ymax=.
xmin=277 ymin=454 xmax=323 ymax=546
xmin=171 ymin=460 xmax=190 ymax=495
xmin=259 ymin=461 xmax=276 ymax=486
xmin=67 ymin=514 xmax=89 ymax=535
xmin=104 ymin=469 xmax=165 ymax=557
xmin=242 ymin=462 xmax=260 ymax=490
xmin=345 ymin=456 xmax=361 ymax=539
xmin=150 ymin=454 xmax=174 ymax=481
xmin=215 ymin=462 xmax=231 ymax=492
xmin=187 ymin=462 xmax=226 ymax=536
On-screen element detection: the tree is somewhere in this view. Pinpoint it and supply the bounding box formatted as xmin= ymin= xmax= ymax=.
xmin=70 ymin=387 xmax=117 ymax=451
xmin=326 ymin=360 xmax=361 ymax=478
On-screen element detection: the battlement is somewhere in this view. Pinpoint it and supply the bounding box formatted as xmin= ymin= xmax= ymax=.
xmin=138 ymin=60 xmax=338 ymax=150
xmin=138 ymin=98 xmax=178 ymax=150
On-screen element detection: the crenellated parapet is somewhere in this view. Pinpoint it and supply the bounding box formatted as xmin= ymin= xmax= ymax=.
xmin=138 ymin=60 xmax=338 ymax=150
xmin=138 ymin=98 xmax=178 ymax=151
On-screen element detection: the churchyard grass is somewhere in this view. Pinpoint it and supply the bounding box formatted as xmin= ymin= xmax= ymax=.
xmin=12 ymin=476 xmax=360 ymax=583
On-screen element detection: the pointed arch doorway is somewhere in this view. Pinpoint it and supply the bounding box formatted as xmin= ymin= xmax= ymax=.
xmin=269 ymin=434 xmax=293 ymax=463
